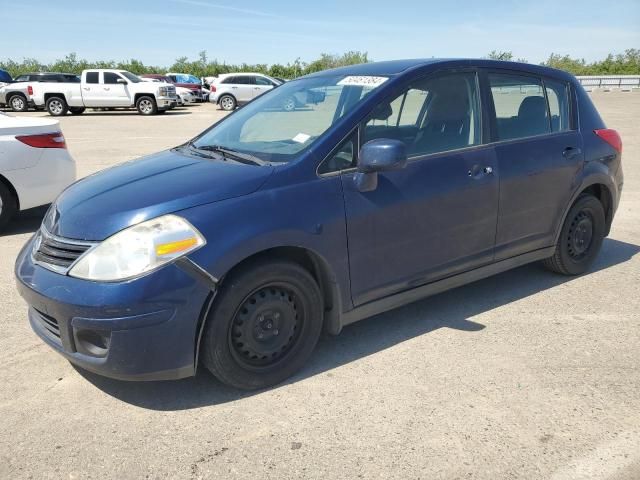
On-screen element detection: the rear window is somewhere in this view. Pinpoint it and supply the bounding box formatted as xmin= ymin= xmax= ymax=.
xmin=489 ymin=73 xmax=550 ymax=141
xmin=85 ymin=72 xmax=99 ymax=84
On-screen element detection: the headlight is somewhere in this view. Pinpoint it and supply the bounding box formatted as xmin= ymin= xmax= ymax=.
xmin=158 ymin=86 xmax=169 ymax=96
xmin=69 ymin=214 xmax=205 ymax=281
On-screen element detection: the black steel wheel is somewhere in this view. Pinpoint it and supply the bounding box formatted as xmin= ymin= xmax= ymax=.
xmin=201 ymin=260 xmax=323 ymax=390
xmin=229 ymin=285 xmax=303 ymax=368
xmin=543 ymin=194 xmax=605 ymax=275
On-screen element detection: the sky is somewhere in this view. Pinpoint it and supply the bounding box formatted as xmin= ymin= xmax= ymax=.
xmin=1 ymin=0 xmax=638 ymax=66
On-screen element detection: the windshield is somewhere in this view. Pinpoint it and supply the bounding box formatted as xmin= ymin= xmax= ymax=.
xmin=121 ymin=71 xmax=141 ymax=83
xmin=192 ymin=74 xmax=388 ymax=163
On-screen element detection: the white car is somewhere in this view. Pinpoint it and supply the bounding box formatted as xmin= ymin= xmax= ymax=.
xmin=175 ymin=86 xmax=197 ymax=104
xmin=0 ymin=112 xmax=76 ymax=228
xmin=209 ymin=73 xmax=281 ymax=111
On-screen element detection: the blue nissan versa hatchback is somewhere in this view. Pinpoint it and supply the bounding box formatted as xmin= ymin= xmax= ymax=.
xmin=15 ymin=59 xmax=623 ymax=390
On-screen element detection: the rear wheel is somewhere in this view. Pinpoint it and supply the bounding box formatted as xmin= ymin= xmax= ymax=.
xmin=0 ymin=181 xmax=18 ymax=231
xmin=219 ymin=94 xmax=236 ymax=111
xmin=201 ymin=260 xmax=323 ymax=390
xmin=46 ymin=96 xmax=68 ymax=116
xmin=69 ymin=107 xmax=85 ymax=115
xmin=136 ymin=96 xmax=157 ymax=115
xmin=543 ymin=194 xmax=606 ymax=275
xmin=9 ymin=95 xmax=28 ymax=112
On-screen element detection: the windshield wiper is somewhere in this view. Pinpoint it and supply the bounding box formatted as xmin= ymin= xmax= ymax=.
xmin=193 ymin=144 xmax=269 ymax=166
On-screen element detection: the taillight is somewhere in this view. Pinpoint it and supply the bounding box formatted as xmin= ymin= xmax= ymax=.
xmin=594 ymin=129 xmax=622 ymax=153
xmin=210 ymin=85 xmax=216 ymax=93
xmin=27 ymin=85 xmax=33 ymax=95
xmin=16 ymin=132 xmax=67 ymax=149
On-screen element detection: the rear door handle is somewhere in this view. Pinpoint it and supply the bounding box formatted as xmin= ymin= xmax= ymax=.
xmin=562 ymin=147 xmax=582 ymax=160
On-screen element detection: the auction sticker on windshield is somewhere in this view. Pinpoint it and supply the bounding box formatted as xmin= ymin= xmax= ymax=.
xmin=337 ymin=76 xmax=388 ymax=88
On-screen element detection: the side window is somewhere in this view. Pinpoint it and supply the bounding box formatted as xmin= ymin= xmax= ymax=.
xmin=85 ymin=72 xmax=99 ymax=84
xmin=489 ymin=73 xmax=549 ymax=140
xmin=318 ymin=135 xmax=356 ymax=175
xmin=363 ymin=72 xmax=480 ymax=156
xmin=103 ymin=72 xmax=121 ymax=84
xmin=235 ymin=76 xmax=255 ymax=85
xmin=14 ymin=75 xmax=28 ymax=82
xmin=221 ymin=76 xmax=235 ymax=84
xmin=544 ymin=79 xmax=570 ymax=132
xmin=255 ymin=76 xmax=273 ymax=86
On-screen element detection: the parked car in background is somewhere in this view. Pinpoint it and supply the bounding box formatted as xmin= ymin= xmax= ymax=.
xmin=1 ymin=73 xmax=80 ymax=112
xmin=0 ymin=69 xmax=12 ymax=87
xmin=31 ymin=69 xmax=177 ymax=116
xmin=164 ymin=73 xmax=206 ymax=102
xmin=0 ymin=112 xmax=75 ymax=229
xmin=14 ymin=59 xmax=622 ymax=390
xmin=140 ymin=74 xmax=196 ymax=105
xmin=13 ymin=72 xmax=80 ymax=83
xmin=209 ymin=73 xmax=282 ymax=111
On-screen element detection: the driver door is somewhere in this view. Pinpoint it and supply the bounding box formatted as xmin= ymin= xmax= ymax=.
xmin=340 ymin=71 xmax=500 ymax=306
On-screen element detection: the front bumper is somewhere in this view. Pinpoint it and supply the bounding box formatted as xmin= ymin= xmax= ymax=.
xmin=157 ymin=96 xmax=177 ymax=109
xmin=15 ymin=235 xmax=213 ymax=381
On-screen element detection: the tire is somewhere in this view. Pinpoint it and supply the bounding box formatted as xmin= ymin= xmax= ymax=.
xmin=136 ymin=96 xmax=157 ymax=115
xmin=69 ymin=107 xmax=85 ymax=115
xmin=283 ymin=97 xmax=296 ymax=112
xmin=9 ymin=94 xmax=28 ymax=112
xmin=543 ymin=194 xmax=606 ymax=276
xmin=0 ymin=181 xmax=18 ymax=231
xmin=219 ymin=94 xmax=236 ymax=111
xmin=46 ymin=96 xmax=68 ymax=116
xmin=201 ymin=260 xmax=324 ymax=390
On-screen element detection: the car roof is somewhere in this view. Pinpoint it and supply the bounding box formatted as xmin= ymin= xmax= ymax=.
xmin=17 ymin=72 xmax=76 ymax=76
xmin=303 ymin=58 xmax=575 ymax=82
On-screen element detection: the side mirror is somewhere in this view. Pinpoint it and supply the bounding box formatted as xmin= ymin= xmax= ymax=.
xmin=354 ymin=139 xmax=407 ymax=192
xmin=117 ymin=78 xmax=128 ymax=85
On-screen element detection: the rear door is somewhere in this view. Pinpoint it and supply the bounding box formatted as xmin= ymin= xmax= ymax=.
xmin=232 ymin=76 xmax=256 ymax=103
xmin=340 ymin=71 xmax=500 ymax=306
xmin=80 ymin=71 xmax=102 ymax=105
xmin=486 ymin=71 xmax=582 ymax=260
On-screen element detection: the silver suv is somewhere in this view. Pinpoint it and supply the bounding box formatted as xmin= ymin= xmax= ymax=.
xmin=210 ymin=73 xmax=281 ymax=111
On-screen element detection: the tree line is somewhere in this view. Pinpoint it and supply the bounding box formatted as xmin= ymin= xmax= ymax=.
xmin=1 ymin=49 xmax=638 ymax=79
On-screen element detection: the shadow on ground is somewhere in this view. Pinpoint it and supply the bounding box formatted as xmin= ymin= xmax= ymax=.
xmin=72 ymin=237 xmax=639 ymax=410
xmin=1 ymin=205 xmax=49 ymax=237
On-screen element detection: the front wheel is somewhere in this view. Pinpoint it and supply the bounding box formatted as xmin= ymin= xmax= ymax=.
xmin=218 ymin=94 xmax=236 ymax=111
xmin=9 ymin=95 xmax=28 ymax=112
xmin=136 ymin=96 xmax=157 ymax=115
xmin=543 ymin=194 xmax=606 ymax=275
xmin=201 ymin=260 xmax=323 ymax=390
xmin=46 ymin=96 xmax=68 ymax=116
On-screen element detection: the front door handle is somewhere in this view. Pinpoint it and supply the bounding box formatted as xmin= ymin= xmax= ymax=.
xmin=468 ymin=165 xmax=494 ymax=178
xmin=562 ymin=147 xmax=582 ymax=160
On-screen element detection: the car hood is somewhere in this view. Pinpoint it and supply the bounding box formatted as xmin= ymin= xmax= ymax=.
xmin=46 ymin=149 xmax=274 ymax=240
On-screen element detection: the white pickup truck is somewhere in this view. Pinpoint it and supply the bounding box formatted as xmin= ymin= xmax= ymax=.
xmin=31 ymin=69 xmax=177 ymax=116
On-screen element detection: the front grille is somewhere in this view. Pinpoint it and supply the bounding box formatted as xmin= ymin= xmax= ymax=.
xmin=34 ymin=308 xmax=60 ymax=339
xmin=32 ymin=229 xmax=94 ymax=273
